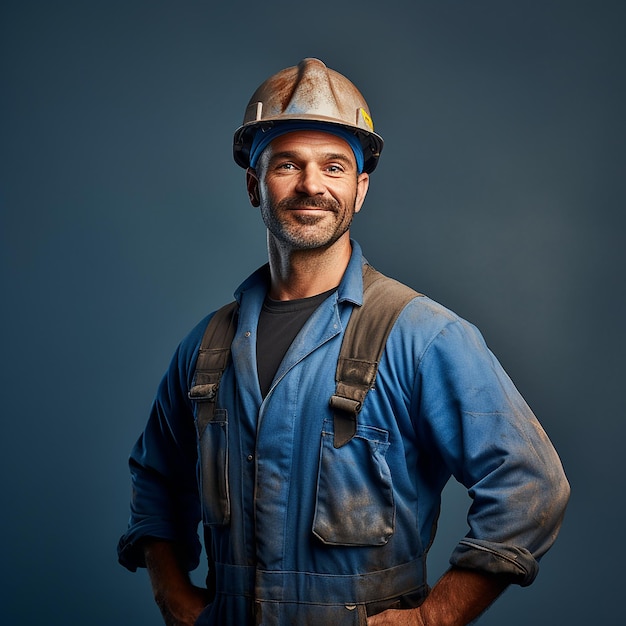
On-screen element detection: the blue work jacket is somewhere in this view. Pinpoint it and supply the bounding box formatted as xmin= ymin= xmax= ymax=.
xmin=118 ymin=241 xmax=569 ymax=625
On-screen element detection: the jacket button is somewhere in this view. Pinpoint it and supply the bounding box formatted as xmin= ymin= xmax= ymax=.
xmin=247 ymin=454 xmax=253 ymax=462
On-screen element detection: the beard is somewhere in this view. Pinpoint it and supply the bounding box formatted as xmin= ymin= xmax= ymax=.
xmin=261 ymin=194 xmax=355 ymax=250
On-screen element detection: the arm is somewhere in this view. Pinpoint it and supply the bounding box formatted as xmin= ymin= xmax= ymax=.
xmin=370 ymin=310 xmax=569 ymax=624
xmin=415 ymin=318 xmax=570 ymax=583
xmin=144 ymin=540 xmax=211 ymax=626
xmin=118 ymin=318 xmax=211 ymax=572
xmin=368 ymin=567 xmax=508 ymax=626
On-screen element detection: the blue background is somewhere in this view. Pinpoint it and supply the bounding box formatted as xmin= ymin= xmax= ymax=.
xmin=1 ymin=1 xmax=624 ymax=624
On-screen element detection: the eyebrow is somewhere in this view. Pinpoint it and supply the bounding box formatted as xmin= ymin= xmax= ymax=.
xmin=267 ymin=151 xmax=355 ymax=168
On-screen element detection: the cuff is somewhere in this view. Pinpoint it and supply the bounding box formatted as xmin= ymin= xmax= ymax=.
xmin=117 ymin=534 xmax=149 ymax=572
xmin=117 ymin=521 xmax=201 ymax=573
xmin=450 ymin=539 xmax=539 ymax=587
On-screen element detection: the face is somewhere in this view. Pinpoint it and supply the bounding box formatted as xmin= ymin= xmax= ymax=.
xmin=246 ymin=130 xmax=369 ymax=252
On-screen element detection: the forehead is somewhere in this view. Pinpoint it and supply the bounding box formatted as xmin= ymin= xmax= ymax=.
xmin=265 ymin=130 xmax=355 ymax=161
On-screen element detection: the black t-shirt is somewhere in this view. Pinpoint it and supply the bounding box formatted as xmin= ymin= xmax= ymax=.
xmin=256 ymin=288 xmax=337 ymax=397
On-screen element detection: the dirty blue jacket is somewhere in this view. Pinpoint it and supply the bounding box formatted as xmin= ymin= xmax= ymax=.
xmin=118 ymin=241 xmax=569 ymax=625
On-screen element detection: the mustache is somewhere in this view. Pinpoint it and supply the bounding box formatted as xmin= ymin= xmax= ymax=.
xmin=276 ymin=196 xmax=340 ymax=212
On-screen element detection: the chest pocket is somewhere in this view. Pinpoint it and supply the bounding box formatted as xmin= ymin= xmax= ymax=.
xmin=313 ymin=419 xmax=394 ymax=546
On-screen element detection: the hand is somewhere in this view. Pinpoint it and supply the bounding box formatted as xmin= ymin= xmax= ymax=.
xmin=143 ymin=540 xmax=211 ymax=626
xmin=372 ymin=568 xmax=509 ymax=626
xmin=367 ymin=608 xmax=425 ymax=626
xmin=155 ymin=583 xmax=211 ymax=626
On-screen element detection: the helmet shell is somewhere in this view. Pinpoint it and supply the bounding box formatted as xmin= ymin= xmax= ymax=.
xmin=233 ymin=58 xmax=383 ymax=173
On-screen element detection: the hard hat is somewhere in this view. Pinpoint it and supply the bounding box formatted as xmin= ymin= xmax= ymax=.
xmin=233 ymin=58 xmax=384 ymax=174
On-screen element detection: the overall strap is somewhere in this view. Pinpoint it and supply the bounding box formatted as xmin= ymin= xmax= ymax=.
xmin=331 ymin=264 xmax=422 ymax=448
xmin=188 ymin=301 xmax=239 ymax=428
xmin=187 ymin=265 xmax=420 ymax=445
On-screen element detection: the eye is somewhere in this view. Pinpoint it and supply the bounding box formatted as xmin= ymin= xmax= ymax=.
xmin=277 ymin=162 xmax=297 ymax=171
xmin=325 ymin=163 xmax=346 ymax=174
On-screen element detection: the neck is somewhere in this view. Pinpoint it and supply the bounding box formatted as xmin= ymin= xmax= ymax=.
xmin=266 ymin=234 xmax=352 ymax=300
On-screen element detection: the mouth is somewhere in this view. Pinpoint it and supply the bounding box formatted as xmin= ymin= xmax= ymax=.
xmin=289 ymin=206 xmax=331 ymax=214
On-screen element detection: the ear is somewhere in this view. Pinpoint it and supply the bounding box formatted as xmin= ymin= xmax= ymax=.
xmin=246 ymin=168 xmax=260 ymax=207
xmin=353 ymin=172 xmax=370 ymax=214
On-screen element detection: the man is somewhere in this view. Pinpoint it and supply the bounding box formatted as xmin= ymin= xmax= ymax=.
xmin=118 ymin=58 xmax=569 ymax=625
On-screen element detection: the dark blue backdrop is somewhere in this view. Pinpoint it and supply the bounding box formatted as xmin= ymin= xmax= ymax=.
xmin=2 ymin=1 xmax=623 ymax=624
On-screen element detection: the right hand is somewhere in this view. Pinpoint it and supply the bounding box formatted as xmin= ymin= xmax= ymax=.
xmin=143 ymin=540 xmax=212 ymax=626
xmin=155 ymin=583 xmax=211 ymax=626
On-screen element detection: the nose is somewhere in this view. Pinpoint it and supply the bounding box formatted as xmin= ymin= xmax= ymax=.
xmin=295 ymin=164 xmax=326 ymax=196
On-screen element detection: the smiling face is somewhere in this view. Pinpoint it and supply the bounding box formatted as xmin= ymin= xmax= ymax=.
xmin=246 ymin=130 xmax=370 ymax=252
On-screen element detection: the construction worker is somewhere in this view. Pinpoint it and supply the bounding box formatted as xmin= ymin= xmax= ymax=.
xmin=118 ymin=58 xmax=569 ymax=625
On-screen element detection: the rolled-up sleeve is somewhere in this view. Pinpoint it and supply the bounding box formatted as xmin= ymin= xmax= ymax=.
xmin=416 ymin=318 xmax=570 ymax=586
xmin=117 ymin=318 xmax=210 ymax=572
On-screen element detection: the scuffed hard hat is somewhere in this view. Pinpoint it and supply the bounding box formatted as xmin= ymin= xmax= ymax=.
xmin=233 ymin=58 xmax=384 ymax=174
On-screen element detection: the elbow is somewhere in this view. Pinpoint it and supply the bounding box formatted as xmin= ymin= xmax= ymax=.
xmin=549 ymin=465 xmax=571 ymax=527
xmin=533 ymin=467 xmax=571 ymax=561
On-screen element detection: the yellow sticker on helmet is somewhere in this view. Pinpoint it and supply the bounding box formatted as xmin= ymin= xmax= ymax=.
xmin=359 ymin=108 xmax=374 ymax=131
